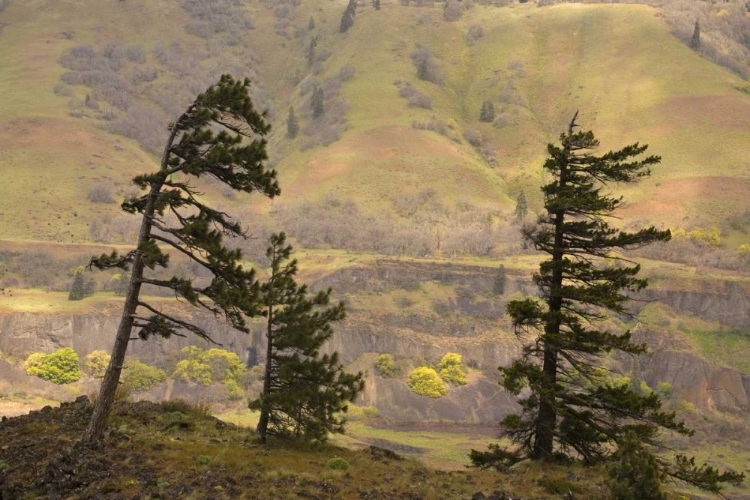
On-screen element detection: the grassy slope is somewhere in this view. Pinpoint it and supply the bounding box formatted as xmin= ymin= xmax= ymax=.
xmin=1 ymin=1 xmax=749 ymax=240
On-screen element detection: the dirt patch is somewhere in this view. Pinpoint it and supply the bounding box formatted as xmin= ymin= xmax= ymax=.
xmin=656 ymin=95 xmax=750 ymax=132
xmin=619 ymin=176 xmax=750 ymax=223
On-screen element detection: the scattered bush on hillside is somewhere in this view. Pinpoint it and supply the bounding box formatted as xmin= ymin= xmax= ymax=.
xmin=466 ymin=24 xmax=484 ymax=45
xmin=24 ymin=348 xmax=80 ymax=384
xmin=87 ymin=183 xmax=115 ymax=204
xmin=408 ymin=367 xmax=448 ymax=398
xmin=411 ymin=117 xmax=453 ymax=139
xmin=463 ymin=128 xmax=482 ymax=147
xmin=181 ymin=0 xmax=255 ymax=43
xmin=338 ymin=64 xmax=356 ymax=82
xmin=437 ymin=353 xmax=467 ymax=386
xmin=123 ymin=360 xmax=167 ymax=392
xmin=0 ymin=0 xmax=8 ymax=13
xmin=444 ymin=0 xmax=469 ymax=22
xmin=411 ymin=46 xmax=445 ymax=85
xmin=173 ymin=346 xmax=246 ymax=399
xmin=397 ymin=82 xmax=432 ymax=109
xmin=84 ymin=350 xmax=111 ymax=378
xmin=374 ymin=354 xmax=398 ymax=377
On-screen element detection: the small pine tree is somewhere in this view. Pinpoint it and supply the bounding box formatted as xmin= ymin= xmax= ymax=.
xmin=690 ymin=20 xmax=700 ymax=50
xmin=311 ymin=87 xmax=325 ymax=119
xmin=493 ymin=265 xmax=506 ymax=295
xmin=252 ymin=233 xmax=365 ymax=443
xmin=68 ymin=270 xmax=86 ymax=301
xmin=607 ymin=433 xmax=667 ymax=500
xmin=339 ymin=0 xmax=357 ymax=33
xmin=286 ymin=107 xmax=299 ymax=139
xmin=308 ymin=16 xmax=315 ymax=30
xmin=514 ymin=190 xmax=527 ymax=221
xmin=372 ymin=0 xmax=381 ymax=9
xmin=306 ymin=37 xmax=317 ymax=67
xmin=479 ymin=100 xmax=495 ymax=122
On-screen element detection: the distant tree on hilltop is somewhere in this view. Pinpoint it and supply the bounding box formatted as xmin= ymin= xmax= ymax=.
xmin=286 ymin=107 xmax=299 ymax=138
xmin=480 ymin=100 xmax=495 ymax=122
xmin=690 ymin=20 xmax=701 ymax=50
xmin=339 ymin=0 xmax=357 ymax=33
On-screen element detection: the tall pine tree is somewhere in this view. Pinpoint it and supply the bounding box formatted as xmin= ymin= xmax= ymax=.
xmin=690 ymin=20 xmax=701 ymax=50
xmin=81 ymin=75 xmax=279 ymax=443
xmin=471 ymin=113 xmax=743 ymax=493
xmin=251 ymin=233 xmax=364 ymax=443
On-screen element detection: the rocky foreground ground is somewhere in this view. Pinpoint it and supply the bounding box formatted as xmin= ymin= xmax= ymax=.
xmin=0 ymin=398 xmax=609 ymax=500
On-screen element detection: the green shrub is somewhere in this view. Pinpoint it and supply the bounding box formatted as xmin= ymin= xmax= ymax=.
xmin=24 ymin=348 xmax=80 ymax=384
xmin=325 ymin=457 xmax=349 ymax=470
xmin=374 ymin=354 xmax=397 ymax=377
xmin=407 ymin=367 xmax=447 ymax=398
xmin=173 ymin=346 xmax=246 ymax=395
xmin=123 ymin=360 xmax=167 ymax=392
xmin=196 ymin=455 xmax=212 ymax=465
xmin=83 ymin=350 xmax=111 ymax=378
xmin=537 ymin=476 xmax=582 ymax=495
xmin=437 ymin=353 xmax=467 ymax=386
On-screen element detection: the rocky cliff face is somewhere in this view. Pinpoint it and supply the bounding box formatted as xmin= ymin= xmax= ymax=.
xmin=2 ymin=259 xmax=749 ymax=421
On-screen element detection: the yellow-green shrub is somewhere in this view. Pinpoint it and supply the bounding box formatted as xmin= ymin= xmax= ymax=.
xmin=437 ymin=352 xmax=467 ymax=386
xmin=83 ymin=350 xmax=111 ymax=378
xmin=123 ymin=360 xmax=167 ymax=392
xmin=407 ymin=367 xmax=447 ymax=398
xmin=374 ymin=353 xmax=397 ymax=377
xmin=173 ymin=346 xmax=246 ymax=395
xmin=24 ymin=348 xmax=80 ymax=384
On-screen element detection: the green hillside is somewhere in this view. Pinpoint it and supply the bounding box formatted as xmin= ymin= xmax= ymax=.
xmin=1 ymin=0 xmax=749 ymax=244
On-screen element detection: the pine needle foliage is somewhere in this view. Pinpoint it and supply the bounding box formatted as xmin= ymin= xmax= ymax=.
xmin=252 ymin=233 xmax=364 ymax=443
xmin=81 ymin=74 xmax=279 ymax=443
xmin=471 ymin=113 xmax=743 ymax=493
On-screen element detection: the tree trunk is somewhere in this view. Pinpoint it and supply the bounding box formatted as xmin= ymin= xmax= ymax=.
xmin=81 ymin=119 xmax=181 ymax=444
xmin=532 ymin=121 xmax=573 ymax=459
xmin=257 ymin=248 xmax=276 ymax=444
xmin=81 ymin=193 xmax=155 ymax=443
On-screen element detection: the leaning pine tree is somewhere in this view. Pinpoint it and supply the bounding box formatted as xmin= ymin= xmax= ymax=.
xmin=81 ymin=75 xmax=280 ymax=443
xmin=471 ymin=113 xmax=743 ymax=492
xmin=251 ymin=233 xmax=365 ymax=443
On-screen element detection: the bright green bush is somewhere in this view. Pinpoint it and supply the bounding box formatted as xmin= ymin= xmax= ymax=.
xmin=374 ymin=353 xmax=397 ymax=377
xmin=325 ymin=457 xmax=350 ymax=470
xmin=407 ymin=367 xmax=447 ymax=398
xmin=173 ymin=346 xmax=246 ymax=395
xmin=437 ymin=352 xmax=467 ymax=386
xmin=24 ymin=348 xmax=80 ymax=384
xmin=83 ymin=350 xmax=111 ymax=378
xmin=123 ymin=360 xmax=167 ymax=392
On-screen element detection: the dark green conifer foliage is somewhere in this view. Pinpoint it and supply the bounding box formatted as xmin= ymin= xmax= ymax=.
xmin=690 ymin=20 xmax=701 ymax=50
xmin=339 ymin=0 xmax=357 ymax=33
xmin=493 ymin=265 xmax=506 ymax=295
xmin=81 ymin=75 xmax=280 ymax=443
xmin=372 ymin=0 xmax=381 ymax=10
xmin=252 ymin=233 xmax=365 ymax=443
xmin=306 ymin=37 xmax=317 ymax=67
xmin=607 ymin=432 xmax=666 ymax=500
xmin=479 ymin=100 xmax=495 ymax=122
xmin=308 ymin=16 xmax=315 ymax=30
xmin=470 ymin=113 xmax=743 ymax=493
xmin=311 ymin=87 xmax=325 ymax=119
xmin=286 ymin=107 xmax=299 ymax=139
xmin=514 ymin=190 xmax=528 ymax=221
xmin=68 ymin=270 xmax=86 ymax=301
